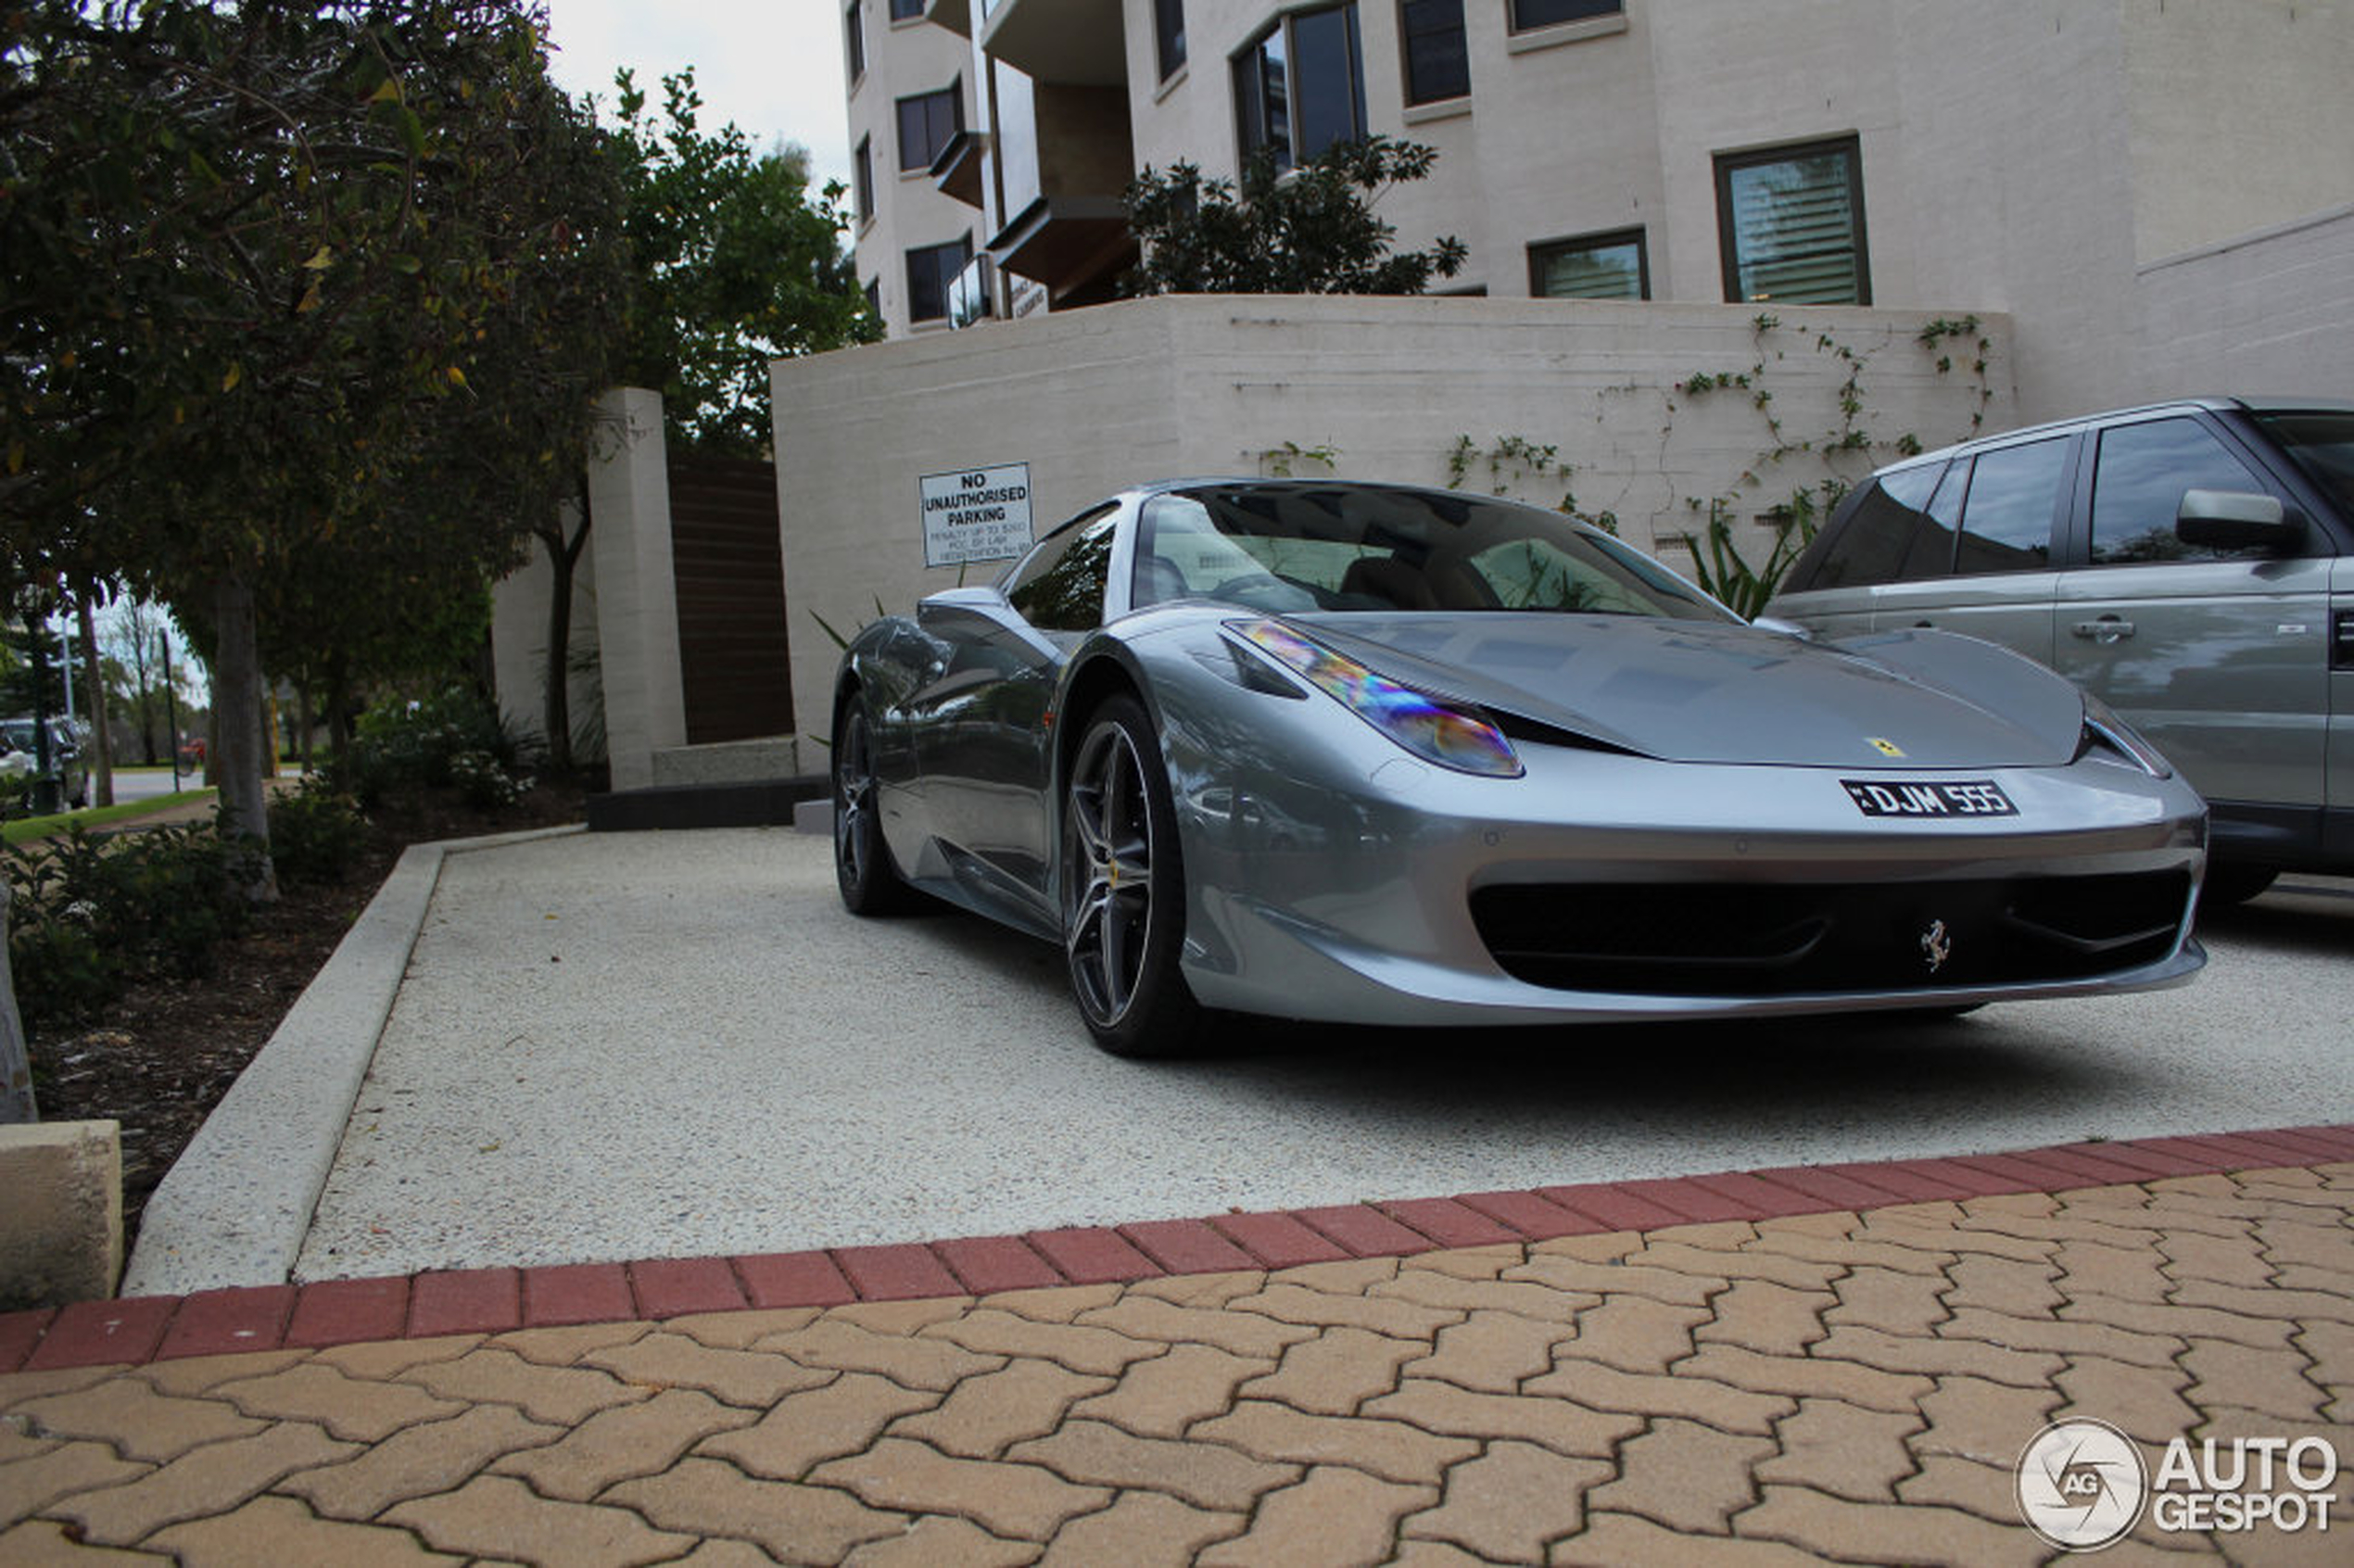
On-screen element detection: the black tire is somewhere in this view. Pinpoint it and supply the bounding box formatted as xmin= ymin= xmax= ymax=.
xmin=1061 ymin=696 xmax=1202 ymax=1057
xmin=2200 ymin=864 xmax=2279 ymax=909
xmin=833 ymin=700 xmax=919 ymax=916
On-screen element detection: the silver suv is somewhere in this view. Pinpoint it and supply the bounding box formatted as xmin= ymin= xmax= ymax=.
xmin=1766 ymin=397 xmax=2352 ymax=903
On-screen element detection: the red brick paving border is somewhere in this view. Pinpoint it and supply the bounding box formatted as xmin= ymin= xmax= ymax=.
xmin=6 ymin=1124 xmax=2350 ymax=1373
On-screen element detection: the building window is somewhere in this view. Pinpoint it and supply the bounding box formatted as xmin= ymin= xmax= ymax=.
xmin=1155 ymin=0 xmax=1187 ymax=81
xmin=845 ymin=2 xmax=865 ymax=84
xmin=890 ymin=0 xmax=924 ymax=19
xmin=1234 ymin=4 xmax=1366 ymax=171
xmin=906 ymin=235 xmax=973 ymax=322
xmin=1529 ymin=228 xmax=1647 ymax=299
xmin=1510 ymin=0 xmax=1619 ymax=31
xmin=896 ymin=83 xmax=962 ymax=173
xmin=1715 ymin=135 xmax=1870 ymax=305
xmin=853 ymin=136 xmax=874 ymax=224
xmin=1399 ymin=0 xmax=1467 ymax=105
xmin=863 ymin=278 xmax=880 ymax=323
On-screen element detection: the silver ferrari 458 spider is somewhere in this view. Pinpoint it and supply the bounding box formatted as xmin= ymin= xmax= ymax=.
xmin=831 ymin=480 xmax=2207 ymax=1056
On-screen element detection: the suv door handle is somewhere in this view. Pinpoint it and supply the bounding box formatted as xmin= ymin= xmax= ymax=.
xmin=2071 ymin=617 xmax=2136 ymax=644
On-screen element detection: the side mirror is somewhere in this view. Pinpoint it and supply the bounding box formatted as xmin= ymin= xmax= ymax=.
xmin=2176 ymin=489 xmax=2304 ymax=554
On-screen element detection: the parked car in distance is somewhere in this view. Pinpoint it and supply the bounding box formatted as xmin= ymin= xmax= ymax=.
xmin=2 ymin=715 xmax=87 ymax=814
xmin=834 ymin=478 xmax=2207 ymax=1057
xmin=1766 ymin=397 xmax=2353 ymax=904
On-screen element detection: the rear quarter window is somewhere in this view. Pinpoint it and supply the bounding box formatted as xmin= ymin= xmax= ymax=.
xmin=1784 ymin=462 xmax=1946 ymax=591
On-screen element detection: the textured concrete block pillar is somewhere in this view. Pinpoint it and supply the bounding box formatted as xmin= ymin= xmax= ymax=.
xmin=587 ymin=388 xmax=687 ymax=791
xmin=0 ymin=1121 xmax=122 ymax=1309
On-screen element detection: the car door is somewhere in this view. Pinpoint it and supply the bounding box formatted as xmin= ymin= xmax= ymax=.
xmin=2051 ymin=411 xmax=2332 ymax=834
xmin=905 ymin=504 xmax=1118 ymax=925
xmin=1867 ymin=432 xmax=2077 ymax=665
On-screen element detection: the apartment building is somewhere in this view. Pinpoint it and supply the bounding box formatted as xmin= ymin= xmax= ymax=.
xmin=843 ymin=0 xmax=2351 ymax=420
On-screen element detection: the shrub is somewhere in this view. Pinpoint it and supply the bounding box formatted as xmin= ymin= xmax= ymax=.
xmin=3 ymin=822 xmax=249 ymax=1036
xmin=269 ymin=782 xmax=373 ymax=886
xmin=449 ymin=750 xmax=531 ymax=812
xmin=326 ymin=686 xmax=527 ymax=805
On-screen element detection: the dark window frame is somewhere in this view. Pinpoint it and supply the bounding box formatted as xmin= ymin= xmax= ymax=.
xmin=1234 ymin=3 xmax=1367 ymax=172
xmin=1155 ymin=0 xmax=1188 ymax=81
xmin=1399 ymin=0 xmax=1468 ymax=106
xmin=1527 ymin=226 xmax=1650 ymax=300
xmin=905 ymin=234 xmax=973 ymax=323
xmin=1713 ymin=134 xmax=1871 ymax=307
xmin=853 ymin=135 xmax=874 ymax=225
xmin=896 ymin=82 xmax=963 ymax=173
xmin=889 ymin=0 xmax=925 ymax=19
xmin=1508 ymin=0 xmax=1621 ymax=33
xmin=845 ymin=2 xmax=866 ymax=84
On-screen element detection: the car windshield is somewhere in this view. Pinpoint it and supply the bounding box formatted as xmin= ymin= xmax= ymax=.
xmin=2249 ymin=410 xmax=2354 ymax=518
xmin=1133 ymin=485 xmax=1735 ymax=622
xmin=2 ymin=720 xmax=36 ymax=752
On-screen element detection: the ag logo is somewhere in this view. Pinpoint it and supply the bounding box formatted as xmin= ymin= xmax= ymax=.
xmin=2018 ymin=1419 xmax=2146 ymax=1551
xmin=1867 ymin=737 xmax=1905 ymax=758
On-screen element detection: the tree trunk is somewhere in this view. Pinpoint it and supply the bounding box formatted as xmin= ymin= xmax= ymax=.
xmin=297 ymin=686 xmax=314 ymax=769
xmin=0 ymin=881 xmax=36 ymax=1125
xmin=73 ymin=585 xmax=113 ymax=808
xmin=209 ymin=575 xmax=277 ymax=899
xmin=540 ymin=492 xmax=590 ymax=777
xmin=325 ymin=655 xmax=353 ymax=771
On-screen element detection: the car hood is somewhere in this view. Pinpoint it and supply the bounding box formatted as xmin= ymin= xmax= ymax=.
xmin=1285 ymin=613 xmax=2085 ymax=769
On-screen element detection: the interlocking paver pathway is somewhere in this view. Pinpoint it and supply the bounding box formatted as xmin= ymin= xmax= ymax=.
xmin=4 ymin=1140 xmax=2351 ymax=1563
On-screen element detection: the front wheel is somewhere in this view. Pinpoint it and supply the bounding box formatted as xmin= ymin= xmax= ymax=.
xmin=1062 ymin=697 xmax=1201 ymax=1057
xmin=834 ymin=701 xmax=919 ymax=916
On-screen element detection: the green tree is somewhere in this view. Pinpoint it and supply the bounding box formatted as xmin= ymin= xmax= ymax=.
xmin=1124 ymin=136 xmax=1468 ymax=297
xmin=606 ymin=68 xmax=875 ymax=455
xmin=3 ymin=0 xmax=627 ymax=881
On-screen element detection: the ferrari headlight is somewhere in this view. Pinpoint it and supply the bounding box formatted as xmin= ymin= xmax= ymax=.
xmin=2079 ymin=694 xmax=2172 ymax=778
xmin=1226 ymin=619 xmax=1524 ymax=778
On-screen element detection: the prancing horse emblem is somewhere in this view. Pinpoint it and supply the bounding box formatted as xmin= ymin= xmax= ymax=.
xmin=1920 ymin=918 xmax=1952 ymax=973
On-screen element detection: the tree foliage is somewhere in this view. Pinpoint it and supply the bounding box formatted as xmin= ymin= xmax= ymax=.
xmin=1124 ymin=136 xmax=1468 ymax=297
xmin=2 ymin=0 xmax=628 ymax=878
xmin=605 ymin=68 xmax=875 ymax=455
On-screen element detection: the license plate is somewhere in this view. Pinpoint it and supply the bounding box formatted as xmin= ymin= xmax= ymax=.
xmin=1841 ymin=778 xmax=2018 ymax=818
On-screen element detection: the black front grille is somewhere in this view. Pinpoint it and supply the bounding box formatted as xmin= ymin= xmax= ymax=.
xmin=1470 ymin=871 xmax=2193 ymax=996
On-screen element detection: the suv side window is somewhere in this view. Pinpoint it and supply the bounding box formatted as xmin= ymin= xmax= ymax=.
xmin=1953 ymin=436 xmax=2068 ymax=575
xmin=1800 ymin=463 xmax=1945 ymax=589
xmin=1006 ymin=505 xmax=1120 ymax=632
xmin=2090 ymin=417 xmax=2272 ymax=564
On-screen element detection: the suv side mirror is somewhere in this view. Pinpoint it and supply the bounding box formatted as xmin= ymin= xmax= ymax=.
xmin=2176 ymin=488 xmax=2304 ymax=553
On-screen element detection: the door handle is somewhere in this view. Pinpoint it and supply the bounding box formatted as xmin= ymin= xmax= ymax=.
xmin=2070 ymin=617 xmax=2136 ymax=644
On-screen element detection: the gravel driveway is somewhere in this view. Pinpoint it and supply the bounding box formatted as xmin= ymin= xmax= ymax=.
xmin=293 ymin=828 xmax=2354 ymax=1281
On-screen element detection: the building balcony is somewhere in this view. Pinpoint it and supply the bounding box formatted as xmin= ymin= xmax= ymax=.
xmin=991 ymin=194 xmax=1133 ymax=306
xmin=925 ymin=0 xmax=970 ymax=37
xmin=978 ymin=0 xmax=1126 ymax=86
xmin=929 ymin=130 xmax=989 ymax=209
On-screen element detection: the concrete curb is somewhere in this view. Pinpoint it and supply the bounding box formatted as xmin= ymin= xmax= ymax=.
xmin=119 ymin=825 xmax=587 ymax=1296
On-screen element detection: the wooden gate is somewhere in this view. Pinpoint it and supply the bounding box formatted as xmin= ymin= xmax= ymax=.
xmin=667 ymin=455 xmax=794 ymax=743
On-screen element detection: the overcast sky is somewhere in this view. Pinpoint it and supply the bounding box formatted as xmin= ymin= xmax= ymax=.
xmin=539 ymin=0 xmax=854 ymax=192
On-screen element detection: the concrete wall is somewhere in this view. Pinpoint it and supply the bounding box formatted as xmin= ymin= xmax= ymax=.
xmin=0 ymin=1121 xmax=121 ymax=1309
xmin=490 ymin=499 xmax=602 ymax=761
xmin=2134 ymin=204 xmax=2354 ymax=402
xmin=771 ymin=291 xmax=2013 ymax=745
